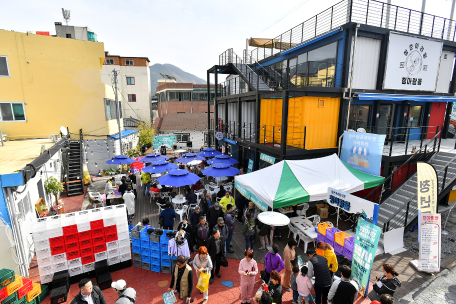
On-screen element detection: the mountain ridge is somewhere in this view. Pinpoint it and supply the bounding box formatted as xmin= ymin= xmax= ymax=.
xmin=150 ymin=63 xmax=206 ymax=93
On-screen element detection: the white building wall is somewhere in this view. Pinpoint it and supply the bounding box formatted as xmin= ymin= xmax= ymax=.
xmin=350 ymin=36 xmax=381 ymax=90
xmin=161 ymin=130 xmax=206 ymax=153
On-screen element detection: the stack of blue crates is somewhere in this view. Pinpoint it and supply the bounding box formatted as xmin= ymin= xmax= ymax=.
xmin=131 ymin=225 xmax=143 ymax=269
xmin=160 ymin=230 xmax=172 ymax=273
xmin=150 ymin=229 xmax=161 ymax=272
xmin=140 ymin=228 xmax=152 ymax=271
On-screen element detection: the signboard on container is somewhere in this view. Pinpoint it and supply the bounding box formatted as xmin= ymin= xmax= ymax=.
xmin=383 ymin=32 xmax=443 ymax=91
xmin=418 ymin=213 xmax=441 ymax=272
xmin=153 ymin=135 xmax=176 ymax=149
xmin=340 ymin=131 xmax=385 ymax=176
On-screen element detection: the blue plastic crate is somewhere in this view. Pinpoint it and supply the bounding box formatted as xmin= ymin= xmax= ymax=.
xmin=150 ymin=241 xmax=160 ymax=250
xmin=161 ymin=250 xmax=169 ymax=258
xmin=160 ymin=230 xmax=173 ymax=243
xmin=150 ymin=256 xmax=161 ymax=265
xmin=141 ymin=253 xmax=151 ymax=263
xmin=141 ymin=247 xmax=150 ymax=255
xmin=161 ymin=256 xmax=171 ymax=266
xmin=132 ymin=244 xmax=141 ymax=254
xmin=140 ymin=227 xmax=152 ymax=241
xmin=150 ymin=248 xmax=161 ymax=258
xmin=160 ymin=242 xmax=168 ymax=250
xmin=132 ymin=238 xmax=140 ymax=247
xmin=171 ymin=255 xmax=177 ymax=260
xmin=140 ymin=240 xmax=150 ymax=249
xmin=151 ymin=263 xmax=161 ymax=273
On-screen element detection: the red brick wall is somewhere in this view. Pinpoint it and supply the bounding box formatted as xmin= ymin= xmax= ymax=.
xmin=157 ymin=102 xmax=213 ymax=117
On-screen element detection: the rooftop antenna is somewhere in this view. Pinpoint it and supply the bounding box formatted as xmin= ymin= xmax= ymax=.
xmin=62 ymin=8 xmax=70 ymax=26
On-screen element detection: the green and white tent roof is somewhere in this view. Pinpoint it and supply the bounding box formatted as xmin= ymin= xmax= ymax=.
xmin=235 ymin=154 xmax=384 ymax=211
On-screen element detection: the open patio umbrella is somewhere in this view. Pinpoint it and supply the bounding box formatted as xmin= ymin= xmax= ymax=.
xmin=176 ymin=153 xmax=205 ymax=164
xmin=142 ymin=160 xmax=178 ymax=174
xmin=258 ymin=211 xmax=290 ymax=226
xmin=207 ymin=154 xmax=239 ymax=166
xmin=139 ymin=153 xmax=169 ymax=163
xmin=202 ymin=163 xmax=240 ymax=177
xmin=106 ymin=155 xmax=135 ymax=165
xmin=197 ymin=148 xmax=222 ymax=158
xmin=157 ymin=169 xmax=201 ymax=187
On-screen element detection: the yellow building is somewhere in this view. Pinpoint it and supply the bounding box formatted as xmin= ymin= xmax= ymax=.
xmin=0 ymin=30 xmax=122 ymax=140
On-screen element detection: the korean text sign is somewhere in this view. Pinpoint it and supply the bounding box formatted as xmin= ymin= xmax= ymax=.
xmin=340 ymin=131 xmax=386 ymax=176
xmin=417 ymin=163 xmax=438 ymax=213
xmin=351 ymin=219 xmax=382 ymax=297
xmin=418 ymin=213 xmax=441 ymax=272
xmin=326 ymin=187 xmax=379 ymax=223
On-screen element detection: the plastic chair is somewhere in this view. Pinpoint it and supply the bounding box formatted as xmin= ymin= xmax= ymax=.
xmin=307 ymin=215 xmax=321 ymax=225
xmin=287 ymin=223 xmax=299 ymax=241
xmin=297 ymin=203 xmax=309 ymax=217
xmin=176 ymin=205 xmax=188 ymax=222
xmin=297 ymin=231 xmax=315 ymax=253
xmin=156 ymin=202 xmax=164 ymax=213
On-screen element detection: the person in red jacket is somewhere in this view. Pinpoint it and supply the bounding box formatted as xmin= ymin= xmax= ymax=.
xmin=370 ymin=294 xmax=394 ymax=304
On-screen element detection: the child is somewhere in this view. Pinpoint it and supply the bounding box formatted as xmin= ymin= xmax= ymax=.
xmin=291 ymin=266 xmax=300 ymax=304
xmin=296 ymin=266 xmax=313 ymax=304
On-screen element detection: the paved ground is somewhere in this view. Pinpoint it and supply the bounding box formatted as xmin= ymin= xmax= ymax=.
xmin=398 ymin=265 xmax=456 ymax=304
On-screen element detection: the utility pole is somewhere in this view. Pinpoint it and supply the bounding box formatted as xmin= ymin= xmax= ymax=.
xmin=113 ymin=69 xmax=122 ymax=155
xmin=448 ymin=0 xmax=456 ymax=40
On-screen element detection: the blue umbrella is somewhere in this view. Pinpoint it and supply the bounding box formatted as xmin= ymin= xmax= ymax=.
xmin=139 ymin=153 xmax=169 ymax=163
xmin=197 ymin=148 xmax=222 ymax=158
xmin=157 ymin=169 xmax=201 ymax=187
xmin=142 ymin=160 xmax=179 ymax=174
xmin=106 ymin=155 xmax=135 ymax=165
xmin=207 ymin=154 xmax=239 ymax=166
xmin=202 ymin=163 xmax=240 ymax=177
xmin=176 ymin=153 xmax=205 ymax=164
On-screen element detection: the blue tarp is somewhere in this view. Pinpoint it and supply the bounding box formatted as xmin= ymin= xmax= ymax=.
xmin=357 ymin=94 xmax=456 ymax=102
xmin=107 ymin=129 xmax=138 ymax=140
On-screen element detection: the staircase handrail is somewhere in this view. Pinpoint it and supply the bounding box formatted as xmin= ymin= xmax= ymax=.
xmin=384 ymin=152 xmax=456 ymax=232
xmin=363 ymin=129 xmax=442 ymax=203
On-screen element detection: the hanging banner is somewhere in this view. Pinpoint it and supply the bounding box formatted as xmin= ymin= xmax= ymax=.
xmin=153 ymin=135 xmax=176 ymax=149
xmin=340 ymin=131 xmax=386 ymax=176
xmin=383 ymin=32 xmax=443 ymax=92
xmin=247 ymin=159 xmax=254 ymax=173
xmin=326 ymin=187 xmax=379 ymax=224
xmin=351 ymin=219 xmax=382 ymax=297
xmin=260 ymin=153 xmax=276 ymax=164
xmin=417 ymin=162 xmax=438 ymax=213
xmin=418 ymin=213 xmax=441 ymax=272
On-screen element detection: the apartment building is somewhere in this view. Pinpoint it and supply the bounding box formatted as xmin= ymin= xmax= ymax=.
xmin=101 ymin=52 xmax=152 ymax=124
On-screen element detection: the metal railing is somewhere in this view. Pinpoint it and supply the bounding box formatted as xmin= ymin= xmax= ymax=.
xmin=362 ymin=130 xmax=442 ymax=205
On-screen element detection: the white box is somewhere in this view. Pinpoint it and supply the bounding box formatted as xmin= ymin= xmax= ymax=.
xmin=107 ymin=248 xmax=119 ymax=258
xmin=37 ymin=256 xmax=53 ymax=267
xmin=117 ymin=231 xmax=129 ymax=240
xmin=118 ymin=238 xmax=130 ymax=248
xmin=36 ymin=247 xmax=52 ymax=259
xmin=95 ymin=251 xmax=107 ymax=262
xmin=120 ymin=252 xmax=132 ymax=262
xmin=108 ymin=255 xmax=121 ymax=266
xmin=34 ymin=239 xmax=50 ymax=251
xmin=54 ymin=261 xmax=68 ymax=272
xmin=106 ymin=240 xmax=119 ymax=250
xmin=40 ymin=273 xmax=53 ymax=284
xmin=38 ymin=264 xmax=55 ymax=276
xmin=52 ymin=252 xmax=67 ymax=263
xmin=83 ymin=262 xmax=95 ymax=273
xmin=119 ymin=245 xmax=131 ymax=254
xmin=68 ymin=257 xmax=82 ymax=268
xmin=69 ymin=265 xmax=83 ymax=277
xmin=89 ymin=208 xmax=103 ymax=221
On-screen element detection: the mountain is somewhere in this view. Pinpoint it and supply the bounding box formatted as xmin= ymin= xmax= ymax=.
xmin=150 ymin=63 xmax=206 ymax=93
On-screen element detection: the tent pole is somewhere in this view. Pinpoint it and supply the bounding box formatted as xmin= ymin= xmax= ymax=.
xmin=337 ymin=208 xmax=339 ymax=227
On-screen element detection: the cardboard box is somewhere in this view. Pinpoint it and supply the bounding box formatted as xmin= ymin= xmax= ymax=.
xmin=316 ymin=203 xmax=328 ymax=218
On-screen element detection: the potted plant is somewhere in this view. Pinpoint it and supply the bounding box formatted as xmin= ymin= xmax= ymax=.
xmin=44 ymin=176 xmax=64 ymax=207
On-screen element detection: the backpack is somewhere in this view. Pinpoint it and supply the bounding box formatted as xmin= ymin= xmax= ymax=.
xmin=197 ymin=224 xmax=209 ymax=240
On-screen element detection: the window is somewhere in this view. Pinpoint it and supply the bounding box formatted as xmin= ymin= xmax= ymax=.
xmin=125 ymin=60 xmax=134 ymax=66
xmin=66 ymin=34 xmax=72 ymax=38
xmin=104 ymin=98 xmax=122 ymax=120
xmin=0 ymin=102 xmax=26 ymax=121
xmin=169 ymin=92 xmax=179 ymax=101
xmin=177 ymin=112 xmax=186 ymax=114
xmin=0 ymin=56 xmax=10 ymax=77
xmin=407 ymin=106 xmax=423 ymax=127
xmin=348 ymin=105 xmax=371 ymax=130
xmin=192 ymin=92 xmax=207 ymax=101
xmin=128 ymin=94 xmax=136 ymax=102
xmin=126 ymin=77 xmax=135 ymax=85
xmin=181 ymin=92 xmax=191 ymax=101
xmin=105 ymin=58 xmax=114 ymax=65
xmin=175 ymin=133 xmax=190 ymax=142
xmin=307 ymin=42 xmax=337 ymax=87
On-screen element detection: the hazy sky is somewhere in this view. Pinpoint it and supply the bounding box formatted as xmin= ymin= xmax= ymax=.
xmin=2 ymin=0 xmax=455 ymax=81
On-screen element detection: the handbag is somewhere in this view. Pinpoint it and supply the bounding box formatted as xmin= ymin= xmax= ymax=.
xmin=196 ymin=271 xmax=210 ymax=293
xmin=220 ymin=255 xmax=228 ymax=267
xmin=260 ymin=252 xmax=273 ymax=282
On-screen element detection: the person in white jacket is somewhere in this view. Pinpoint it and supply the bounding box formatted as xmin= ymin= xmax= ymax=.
xmin=123 ymin=185 xmax=135 ymax=219
xmin=104 ymin=177 xmax=115 ymax=206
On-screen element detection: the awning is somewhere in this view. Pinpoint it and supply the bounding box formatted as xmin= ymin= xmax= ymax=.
xmin=235 ymin=154 xmax=384 ymax=211
xmin=248 ymin=38 xmax=279 ymax=48
xmin=107 ymin=129 xmax=138 ymax=140
xmin=357 ymin=93 xmax=456 ymax=102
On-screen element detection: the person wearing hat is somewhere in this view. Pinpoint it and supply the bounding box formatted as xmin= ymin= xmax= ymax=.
xmin=169 ymin=255 xmax=193 ymax=303
xmin=70 ymin=278 xmax=107 ymax=304
xmin=219 ymin=191 xmax=235 ymax=213
xmin=207 ymin=201 xmax=223 ymax=235
xmin=111 ymin=279 xmax=136 ymax=304
xmin=217 ymin=216 xmax=228 ymax=251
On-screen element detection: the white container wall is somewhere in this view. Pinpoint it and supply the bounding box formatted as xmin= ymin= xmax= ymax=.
xmin=436 ymin=51 xmax=455 ymax=93
xmin=350 ymin=36 xmax=381 ymax=90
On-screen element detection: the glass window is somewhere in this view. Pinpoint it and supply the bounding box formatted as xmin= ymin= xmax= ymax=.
xmin=126 ymin=77 xmax=135 ymax=85
xmin=289 ymin=57 xmax=298 ymax=87
xmin=128 ymin=94 xmax=136 ymax=102
xmin=297 ymin=53 xmax=308 ymax=87
xmin=105 ymin=58 xmax=114 ymax=65
xmin=12 ymin=103 xmax=25 ymax=120
xmin=175 ymin=133 xmax=190 ymax=142
xmin=0 ymin=56 xmax=10 ymax=77
xmin=125 ymin=60 xmax=134 ymax=66
xmin=181 ymin=92 xmax=191 ymax=101
xmin=105 ymin=99 xmax=111 ymax=120
xmin=0 ymin=103 xmax=26 ymax=121
xmin=104 ymin=99 xmax=122 ymax=120
xmin=169 ymin=92 xmax=179 ymax=101
xmin=307 ymin=42 xmax=337 ymax=87
xmin=407 ymin=106 xmax=423 ymax=127
xmin=348 ymin=105 xmax=371 ymax=131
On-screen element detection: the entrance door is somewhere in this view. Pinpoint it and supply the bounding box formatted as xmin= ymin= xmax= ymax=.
xmin=376 ymin=104 xmax=393 ymax=136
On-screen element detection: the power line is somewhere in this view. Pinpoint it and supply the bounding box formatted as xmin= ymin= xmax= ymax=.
xmin=253 ymin=0 xmax=314 ymax=36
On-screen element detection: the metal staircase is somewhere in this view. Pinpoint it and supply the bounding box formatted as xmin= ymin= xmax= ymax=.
xmin=232 ymin=63 xmax=271 ymax=91
xmin=65 ymin=130 xmax=84 ymax=196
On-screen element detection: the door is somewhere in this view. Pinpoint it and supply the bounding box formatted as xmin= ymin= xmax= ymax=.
xmin=376 ymin=105 xmax=395 ymax=141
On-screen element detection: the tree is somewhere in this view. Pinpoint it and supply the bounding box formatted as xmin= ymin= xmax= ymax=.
xmin=137 ymin=121 xmax=156 ymax=147
xmin=44 ymin=176 xmax=64 ymax=206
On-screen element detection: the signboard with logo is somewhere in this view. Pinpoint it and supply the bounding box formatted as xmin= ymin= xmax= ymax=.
xmin=383 ymin=32 xmax=443 ymax=91
xmin=247 ymin=159 xmax=254 ymax=173
xmin=417 ymin=162 xmax=438 ymax=213
xmin=215 ymin=132 xmax=223 ymax=141
xmin=153 ymin=135 xmax=176 ymax=149
xmin=260 ymin=153 xmax=275 ymax=164
xmin=340 ymin=131 xmax=385 ymax=176
xmin=351 ymin=219 xmax=382 ymax=297
xmin=326 ymin=187 xmax=379 ymax=224
xmin=418 ymin=213 xmax=441 ymax=272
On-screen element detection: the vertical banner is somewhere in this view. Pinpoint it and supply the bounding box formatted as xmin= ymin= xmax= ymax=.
xmin=417 ymin=162 xmax=438 ymax=213
xmin=418 ymin=213 xmax=441 ymax=272
xmin=247 ymin=159 xmax=254 ymax=173
xmin=340 ymin=131 xmax=386 ymax=176
xmin=351 ymin=219 xmax=382 ymax=297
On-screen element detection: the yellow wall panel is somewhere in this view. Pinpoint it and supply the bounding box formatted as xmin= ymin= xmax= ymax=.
xmin=449 ymin=190 xmax=456 ymax=202
xmin=260 ymin=99 xmax=282 ymax=145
